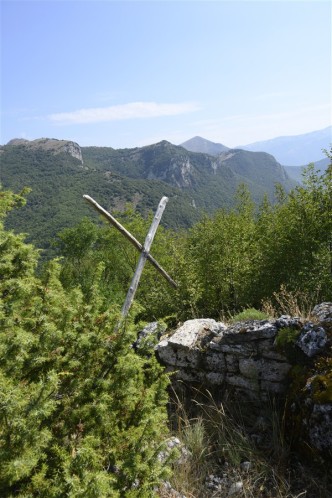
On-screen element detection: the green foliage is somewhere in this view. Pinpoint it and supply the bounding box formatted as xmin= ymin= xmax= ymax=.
xmin=53 ymin=154 xmax=332 ymax=323
xmin=55 ymin=208 xmax=180 ymax=322
xmin=1 ymin=140 xmax=297 ymax=257
xmin=310 ymin=357 xmax=332 ymax=404
xmin=274 ymin=326 xmax=304 ymax=364
xmin=251 ymin=158 xmax=332 ymax=303
xmin=0 ymin=191 xmax=173 ymax=496
xmin=175 ymin=185 xmax=257 ymax=318
xmin=274 ymin=327 xmax=302 ymax=348
xmin=0 ymin=144 xmax=200 ymax=256
xmin=171 ymin=158 xmax=332 ymax=319
xmin=230 ymin=308 xmax=269 ymax=323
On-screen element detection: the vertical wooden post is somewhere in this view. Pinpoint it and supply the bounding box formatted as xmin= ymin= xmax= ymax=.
xmin=121 ymin=196 xmax=168 ymax=318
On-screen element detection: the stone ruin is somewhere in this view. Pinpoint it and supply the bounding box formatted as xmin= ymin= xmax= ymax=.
xmin=140 ymin=303 xmax=332 ymax=459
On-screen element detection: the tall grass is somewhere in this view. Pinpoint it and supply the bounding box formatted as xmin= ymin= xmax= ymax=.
xmin=162 ymin=387 xmax=331 ymax=498
xmin=261 ymin=285 xmax=320 ymax=321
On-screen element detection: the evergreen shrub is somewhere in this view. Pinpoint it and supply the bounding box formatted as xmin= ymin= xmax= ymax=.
xmin=0 ymin=190 xmax=173 ymax=497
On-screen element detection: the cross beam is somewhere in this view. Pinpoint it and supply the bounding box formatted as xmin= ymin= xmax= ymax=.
xmin=83 ymin=195 xmax=177 ymax=289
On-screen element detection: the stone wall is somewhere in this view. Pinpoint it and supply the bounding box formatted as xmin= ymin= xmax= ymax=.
xmin=153 ymin=303 xmax=332 ymax=457
xmin=156 ymin=317 xmax=294 ymax=401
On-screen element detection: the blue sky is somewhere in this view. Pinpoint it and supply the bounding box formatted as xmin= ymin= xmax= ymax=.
xmin=1 ymin=0 xmax=331 ymax=149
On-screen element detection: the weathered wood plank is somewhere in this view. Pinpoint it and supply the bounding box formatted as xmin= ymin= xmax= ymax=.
xmin=121 ymin=196 xmax=168 ymax=318
xmin=83 ymin=195 xmax=177 ymax=288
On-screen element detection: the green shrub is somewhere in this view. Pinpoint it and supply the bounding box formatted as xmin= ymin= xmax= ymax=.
xmin=274 ymin=326 xmax=302 ymax=348
xmin=230 ymin=308 xmax=269 ymax=323
xmin=0 ymin=190 xmax=173 ymax=497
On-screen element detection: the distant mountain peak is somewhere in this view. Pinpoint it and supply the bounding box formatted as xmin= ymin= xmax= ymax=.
xmin=180 ymin=136 xmax=229 ymax=156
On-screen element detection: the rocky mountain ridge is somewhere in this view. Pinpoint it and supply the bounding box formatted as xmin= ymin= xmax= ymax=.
xmin=81 ymin=139 xmax=296 ymax=196
xmin=6 ymin=137 xmax=83 ymax=164
xmin=180 ymin=136 xmax=229 ymax=156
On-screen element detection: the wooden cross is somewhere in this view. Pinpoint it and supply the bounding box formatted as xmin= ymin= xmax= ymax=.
xmin=83 ymin=195 xmax=177 ymax=319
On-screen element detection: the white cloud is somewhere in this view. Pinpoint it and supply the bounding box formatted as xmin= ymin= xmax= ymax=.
xmin=48 ymin=101 xmax=200 ymax=125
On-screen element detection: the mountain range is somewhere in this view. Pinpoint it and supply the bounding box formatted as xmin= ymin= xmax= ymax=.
xmin=1 ymin=126 xmax=330 ymax=253
xmin=237 ymin=126 xmax=331 ymax=165
xmin=181 ymin=126 xmax=331 ymax=165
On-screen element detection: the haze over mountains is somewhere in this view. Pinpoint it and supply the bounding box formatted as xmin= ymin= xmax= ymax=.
xmin=181 ymin=126 xmax=331 ymax=165
xmin=0 ymin=126 xmax=330 ymax=254
xmin=238 ymin=126 xmax=331 ymax=165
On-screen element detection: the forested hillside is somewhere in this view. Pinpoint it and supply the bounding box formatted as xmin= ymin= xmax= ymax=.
xmin=1 ymin=138 xmax=296 ymax=255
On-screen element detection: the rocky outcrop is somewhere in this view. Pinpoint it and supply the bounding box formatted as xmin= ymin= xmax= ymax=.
xmin=155 ymin=303 xmax=332 ymax=458
xmin=6 ymin=137 xmax=83 ymax=164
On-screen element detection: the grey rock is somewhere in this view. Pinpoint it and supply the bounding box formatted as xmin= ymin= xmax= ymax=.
xmin=228 ymin=481 xmax=243 ymax=495
xmin=206 ymin=371 xmax=225 ymax=385
xmin=260 ymin=380 xmax=288 ymax=394
xmin=176 ymin=369 xmax=205 ymax=383
xmin=225 ymin=374 xmax=260 ymax=392
xmin=219 ymin=342 xmax=257 ymax=355
xmin=156 ymin=340 xmax=178 ymax=366
xmin=275 ymin=315 xmax=302 ymax=329
xmin=312 ymin=302 xmax=332 ymax=331
xmin=159 ymin=481 xmax=187 ymax=498
xmin=239 ymin=358 xmax=291 ymax=382
xmin=308 ymin=404 xmax=332 ymax=452
xmin=240 ymin=461 xmax=251 ymax=471
xmin=134 ymin=321 xmax=167 ymax=351
xmin=223 ymin=320 xmax=278 ymax=342
xmin=204 ymin=351 xmax=226 ymax=371
xmin=158 ymin=437 xmax=190 ymax=465
xmin=296 ymin=325 xmax=327 ymax=357
xmin=168 ymin=319 xmax=224 ymax=349
xmin=225 ymin=354 xmax=239 ymax=373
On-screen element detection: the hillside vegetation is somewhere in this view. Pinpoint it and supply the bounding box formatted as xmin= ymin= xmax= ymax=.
xmin=1 ymin=138 xmax=296 ymax=255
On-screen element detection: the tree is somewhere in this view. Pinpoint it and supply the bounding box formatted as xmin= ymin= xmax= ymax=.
xmin=183 ymin=185 xmax=257 ymax=318
xmin=251 ymin=159 xmax=332 ymax=304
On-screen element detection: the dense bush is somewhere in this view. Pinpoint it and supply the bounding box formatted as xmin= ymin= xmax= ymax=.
xmin=0 ymin=191 xmax=173 ymax=497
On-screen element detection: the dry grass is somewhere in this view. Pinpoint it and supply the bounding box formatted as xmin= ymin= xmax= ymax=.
xmin=160 ymin=388 xmax=332 ymax=498
xmin=261 ymin=285 xmax=320 ymax=321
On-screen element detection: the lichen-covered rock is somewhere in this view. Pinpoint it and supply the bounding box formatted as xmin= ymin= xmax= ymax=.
xmin=312 ymin=302 xmax=332 ymax=332
xmin=275 ymin=315 xmax=303 ymax=330
xmin=167 ymin=319 xmax=225 ymax=349
xmin=156 ymin=318 xmax=225 ymax=369
xmin=223 ymin=320 xmax=278 ymax=342
xmin=156 ymin=318 xmax=291 ymax=399
xmin=296 ymin=323 xmax=327 ymax=357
